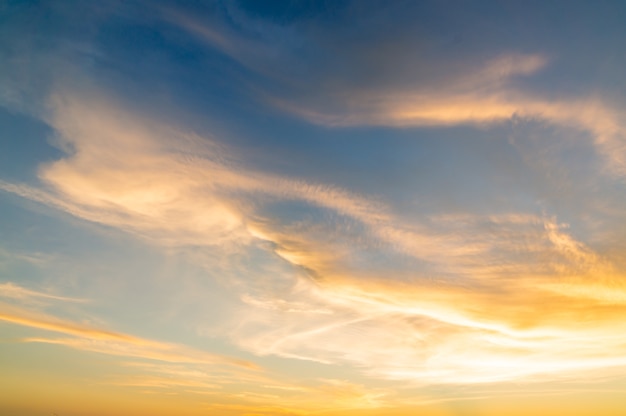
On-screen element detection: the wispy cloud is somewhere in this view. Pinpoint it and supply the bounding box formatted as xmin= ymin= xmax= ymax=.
xmin=162 ymin=6 xmax=626 ymax=177
xmin=0 ymin=282 xmax=87 ymax=303
xmin=266 ymin=53 xmax=626 ymax=177
xmin=225 ymin=214 xmax=626 ymax=384
xmin=0 ymin=300 xmax=257 ymax=370
xmin=23 ymin=336 xmax=257 ymax=369
xmin=2 ymin=88 xmax=626 ymax=387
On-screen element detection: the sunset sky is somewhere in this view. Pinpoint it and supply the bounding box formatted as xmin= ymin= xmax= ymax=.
xmin=1 ymin=1 xmax=626 ymax=415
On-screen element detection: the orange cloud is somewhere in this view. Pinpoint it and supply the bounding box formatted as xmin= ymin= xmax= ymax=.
xmin=0 ymin=302 xmax=258 ymax=370
xmin=270 ymin=53 xmax=626 ymax=177
xmin=2 ymin=89 xmax=626 ymax=389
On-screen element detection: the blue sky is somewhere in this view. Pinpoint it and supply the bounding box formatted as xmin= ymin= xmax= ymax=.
xmin=2 ymin=1 xmax=626 ymax=415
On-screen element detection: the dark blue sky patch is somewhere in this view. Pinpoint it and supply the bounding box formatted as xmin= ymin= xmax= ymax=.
xmin=0 ymin=108 xmax=59 ymax=183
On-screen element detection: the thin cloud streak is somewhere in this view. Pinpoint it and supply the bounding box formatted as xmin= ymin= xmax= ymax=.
xmin=0 ymin=282 xmax=88 ymax=303
xmin=0 ymin=301 xmax=258 ymax=370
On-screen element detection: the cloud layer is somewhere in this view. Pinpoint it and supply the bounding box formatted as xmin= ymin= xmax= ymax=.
xmin=2 ymin=89 xmax=626 ymax=387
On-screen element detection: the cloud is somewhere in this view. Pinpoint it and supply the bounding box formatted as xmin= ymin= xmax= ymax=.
xmin=0 ymin=282 xmax=87 ymax=303
xmin=160 ymin=5 xmax=625 ymax=179
xmin=225 ymin=213 xmax=626 ymax=384
xmin=0 ymin=300 xmax=258 ymax=370
xmin=108 ymin=363 xmax=391 ymax=413
xmin=163 ymin=8 xmax=626 ymax=178
xmin=265 ymin=52 xmax=626 ymax=177
xmin=1 ymin=90 xmax=391 ymax=253
xmin=229 ymin=278 xmax=626 ymax=384
xmin=2 ymin=87 xmax=626 ymax=388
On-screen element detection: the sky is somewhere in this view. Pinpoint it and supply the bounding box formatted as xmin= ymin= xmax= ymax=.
xmin=1 ymin=1 xmax=626 ymax=415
